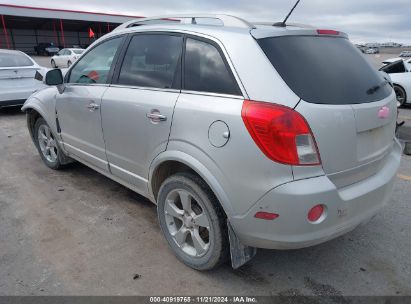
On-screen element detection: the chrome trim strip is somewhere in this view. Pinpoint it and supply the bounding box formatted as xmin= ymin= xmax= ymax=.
xmin=109 ymin=163 xmax=149 ymax=183
xmin=108 ymin=84 xmax=180 ymax=93
xmin=64 ymin=142 xmax=109 ymax=166
xmin=64 ymin=83 xmax=110 ymax=88
xmin=69 ymin=154 xmax=153 ymax=201
xmin=180 ymin=90 xmax=244 ymax=99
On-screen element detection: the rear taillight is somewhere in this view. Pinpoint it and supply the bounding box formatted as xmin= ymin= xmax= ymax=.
xmin=317 ymin=29 xmax=339 ymax=35
xmin=241 ymin=100 xmax=321 ymax=166
xmin=307 ymin=204 xmax=325 ymax=222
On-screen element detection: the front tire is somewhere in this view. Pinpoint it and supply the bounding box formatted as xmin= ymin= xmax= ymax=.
xmin=394 ymin=85 xmax=407 ymax=107
xmin=67 ymin=60 xmax=72 ymax=67
xmin=157 ymin=172 xmax=229 ymax=271
xmin=51 ymin=59 xmax=57 ymax=68
xmin=33 ymin=118 xmax=66 ymax=170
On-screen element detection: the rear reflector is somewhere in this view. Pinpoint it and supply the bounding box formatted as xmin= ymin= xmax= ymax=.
xmin=241 ymin=100 xmax=321 ymax=166
xmin=307 ymin=205 xmax=324 ymax=222
xmin=255 ymin=212 xmax=279 ymax=220
xmin=317 ymin=29 xmax=339 ymax=35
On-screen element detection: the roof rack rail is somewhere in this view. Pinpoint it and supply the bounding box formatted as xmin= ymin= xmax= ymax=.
xmin=253 ymin=22 xmax=314 ymax=28
xmin=113 ymin=14 xmax=255 ymax=31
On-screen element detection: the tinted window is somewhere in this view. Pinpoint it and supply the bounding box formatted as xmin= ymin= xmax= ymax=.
xmin=258 ymin=36 xmax=392 ymax=104
xmin=0 ymin=53 xmax=33 ymax=67
xmin=380 ymin=60 xmax=406 ymax=74
xmin=69 ymin=37 xmax=122 ymax=84
xmin=184 ymin=38 xmax=240 ymax=95
xmin=117 ymin=34 xmax=182 ymax=89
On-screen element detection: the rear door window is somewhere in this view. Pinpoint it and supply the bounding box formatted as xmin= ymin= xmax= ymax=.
xmin=258 ymin=36 xmax=392 ymax=104
xmin=116 ymin=34 xmax=183 ymax=89
xmin=184 ymin=38 xmax=240 ymax=95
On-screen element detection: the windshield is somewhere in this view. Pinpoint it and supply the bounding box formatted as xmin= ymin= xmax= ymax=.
xmin=0 ymin=53 xmax=34 ymax=67
xmin=258 ymin=36 xmax=392 ymax=104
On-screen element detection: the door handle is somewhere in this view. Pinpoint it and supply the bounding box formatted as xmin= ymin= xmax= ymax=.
xmin=87 ymin=103 xmax=100 ymax=111
xmin=146 ymin=111 xmax=167 ymax=122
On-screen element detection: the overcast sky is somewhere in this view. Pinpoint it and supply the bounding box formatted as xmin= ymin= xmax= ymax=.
xmin=2 ymin=0 xmax=411 ymax=44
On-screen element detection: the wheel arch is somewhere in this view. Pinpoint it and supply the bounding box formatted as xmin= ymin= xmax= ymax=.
xmin=149 ymin=151 xmax=233 ymax=217
xmin=25 ymin=107 xmax=43 ymax=141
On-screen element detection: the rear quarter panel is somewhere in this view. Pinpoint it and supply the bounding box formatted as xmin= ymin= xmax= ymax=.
xmin=166 ymin=93 xmax=294 ymax=217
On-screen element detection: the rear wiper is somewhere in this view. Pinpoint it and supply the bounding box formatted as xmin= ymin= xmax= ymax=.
xmin=366 ymin=79 xmax=389 ymax=95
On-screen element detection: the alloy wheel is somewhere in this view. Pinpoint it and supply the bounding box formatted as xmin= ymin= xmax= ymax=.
xmin=164 ymin=189 xmax=211 ymax=257
xmin=37 ymin=124 xmax=58 ymax=163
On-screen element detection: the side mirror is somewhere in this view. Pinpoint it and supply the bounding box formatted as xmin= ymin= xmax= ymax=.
xmin=45 ymin=69 xmax=63 ymax=86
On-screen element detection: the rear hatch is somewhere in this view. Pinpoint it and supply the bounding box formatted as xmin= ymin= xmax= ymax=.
xmin=257 ymin=32 xmax=396 ymax=187
xmin=0 ymin=52 xmax=40 ymax=88
xmin=0 ymin=67 xmax=39 ymax=88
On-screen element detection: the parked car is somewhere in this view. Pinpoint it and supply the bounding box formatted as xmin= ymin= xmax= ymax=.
xmin=399 ymin=51 xmax=411 ymax=57
xmin=22 ymin=15 xmax=401 ymax=270
xmin=380 ymin=59 xmax=411 ymax=106
xmin=51 ymin=48 xmax=84 ymax=68
xmin=381 ymin=57 xmax=411 ymax=68
xmin=382 ymin=57 xmax=403 ymax=67
xmin=0 ymin=49 xmax=47 ymax=108
xmin=365 ymin=48 xmax=379 ymax=54
xmin=34 ymin=43 xmax=60 ymax=56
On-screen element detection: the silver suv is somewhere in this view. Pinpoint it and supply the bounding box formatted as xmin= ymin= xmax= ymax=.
xmin=22 ymin=15 xmax=402 ymax=270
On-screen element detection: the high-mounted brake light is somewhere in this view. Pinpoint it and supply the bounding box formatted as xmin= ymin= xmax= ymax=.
xmin=241 ymin=100 xmax=321 ymax=166
xmin=317 ymin=29 xmax=339 ymax=36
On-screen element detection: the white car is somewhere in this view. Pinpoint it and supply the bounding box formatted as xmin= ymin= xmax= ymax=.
xmin=0 ymin=49 xmax=47 ymax=108
xmin=382 ymin=57 xmax=411 ymax=67
xmin=365 ymin=48 xmax=379 ymax=54
xmin=51 ymin=48 xmax=84 ymax=68
xmin=400 ymin=51 xmax=411 ymax=57
xmin=380 ymin=59 xmax=411 ymax=106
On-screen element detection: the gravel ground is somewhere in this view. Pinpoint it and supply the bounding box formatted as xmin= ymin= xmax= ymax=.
xmin=0 ymin=106 xmax=410 ymax=296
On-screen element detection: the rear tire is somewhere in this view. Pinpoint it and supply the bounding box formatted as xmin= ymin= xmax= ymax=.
xmin=51 ymin=59 xmax=57 ymax=68
xmin=394 ymin=85 xmax=407 ymax=107
xmin=67 ymin=60 xmax=72 ymax=67
xmin=157 ymin=172 xmax=229 ymax=271
xmin=33 ymin=117 xmax=67 ymax=170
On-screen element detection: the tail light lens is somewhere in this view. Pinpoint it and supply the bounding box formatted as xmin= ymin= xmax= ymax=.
xmin=317 ymin=29 xmax=340 ymax=35
xmin=307 ymin=204 xmax=325 ymax=222
xmin=241 ymin=100 xmax=321 ymax=166
xmin=254 ymin=212 xmax=279 ymax=220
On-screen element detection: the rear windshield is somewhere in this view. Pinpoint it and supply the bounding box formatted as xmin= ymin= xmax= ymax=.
xmin=73 ymin=49 xmax=84 ymax=54
xmin=380 ymin=60 xmax=406 ymax=74
xmin=258 ymin=36 xmax=392 ymax=104
xmin=0 ymin=53 xmax=34 ymax=67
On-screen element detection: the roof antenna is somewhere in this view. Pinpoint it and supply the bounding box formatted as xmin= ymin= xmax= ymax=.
xmin=273 ymin=0 xmax=302 ymax=27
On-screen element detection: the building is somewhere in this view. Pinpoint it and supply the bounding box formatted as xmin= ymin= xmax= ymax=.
xmin=365 ymin=42 xmax=403 ymax=48
xmin=0 ymin=4 xmax=142 ymax=54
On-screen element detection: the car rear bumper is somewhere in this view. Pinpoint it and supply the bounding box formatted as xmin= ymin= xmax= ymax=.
xmin=0 ymin=99 xmax=27 ymax=107
xmin=230 ymin=139 xmax=402 ymax=250
xmin=0 ymin=85 xmax=44 ymax=105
